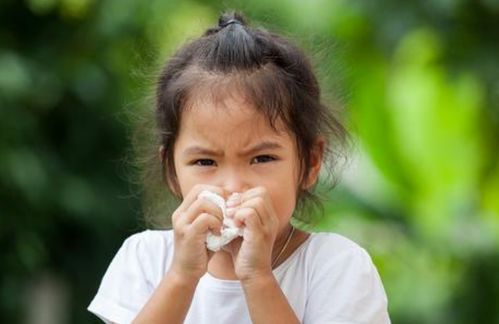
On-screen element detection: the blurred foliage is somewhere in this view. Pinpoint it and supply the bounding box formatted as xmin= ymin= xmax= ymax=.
xmin=0 ymin=0 xmax=498 ymax=323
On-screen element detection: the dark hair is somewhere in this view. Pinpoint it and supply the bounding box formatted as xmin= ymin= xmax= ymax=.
xmin=133 ymin=12 xmax=348 ymax=228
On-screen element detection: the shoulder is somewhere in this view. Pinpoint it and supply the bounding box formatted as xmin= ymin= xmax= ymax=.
xmin=121 ymin=229 xmax=174 ymax=252
xmin=300 ymin=232 xmax=387 ymax=301
xmin=87 ymin=229 xmax=175 ymax=323
xmin=300 ymin=232 xmax=391 ymax=323
xmin=305 ymin=231 xmax=380 ymax=281
xmin=112 ymin=229 xmax=175 ymax=283
xmin=307 ymin=231 xmax=362 ymax=249
xmin=305 ymin=231 xmax=371 ymax=262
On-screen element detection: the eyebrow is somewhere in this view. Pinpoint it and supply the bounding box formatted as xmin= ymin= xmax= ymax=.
xmin=183 ymin=141 xmax=284 ymax=157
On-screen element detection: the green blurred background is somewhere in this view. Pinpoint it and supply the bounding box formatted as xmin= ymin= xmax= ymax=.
xmin=1 ymin=0 xmax=498 ymax=323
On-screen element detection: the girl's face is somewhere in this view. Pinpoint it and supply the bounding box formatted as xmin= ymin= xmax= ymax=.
xmin=171 ymin=96 xmax=304 ymax=230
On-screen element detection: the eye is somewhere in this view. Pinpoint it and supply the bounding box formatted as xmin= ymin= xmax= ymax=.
xmin=193 ymin=159 xmax=216 ymax=166
xmin=251 ymin=155 xmax=276 ymax=164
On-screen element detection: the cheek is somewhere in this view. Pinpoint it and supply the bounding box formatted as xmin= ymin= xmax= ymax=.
xmin=267 ymin=184 xmax=297 ymax=221
xmin=176 ymin=172 xmax=198 ymax=197
xmin=170 ymin=161 xmax=196 ymax=198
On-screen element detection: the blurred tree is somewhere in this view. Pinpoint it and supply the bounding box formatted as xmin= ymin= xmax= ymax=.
xmin=0 ymin=0 xmax=498 ymax=323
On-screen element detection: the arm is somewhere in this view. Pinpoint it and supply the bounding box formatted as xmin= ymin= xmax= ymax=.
xmin=226 ymin=187 xmax=300 ymax=324
xmin=242 ymin=274 xmax=299 ymax=324
xmin=132 ymin=184 xmax=225 ymax=324
xmin=132 ymin=270 xmax=198 ymax=324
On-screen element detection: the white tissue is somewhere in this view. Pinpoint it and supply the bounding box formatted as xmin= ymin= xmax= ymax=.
xmin=198 ymin=190 xmax=244 ymax=252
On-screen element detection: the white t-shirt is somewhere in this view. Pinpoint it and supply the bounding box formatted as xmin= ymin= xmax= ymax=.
xmin=88 ymin=230 xmax=390 ymax=324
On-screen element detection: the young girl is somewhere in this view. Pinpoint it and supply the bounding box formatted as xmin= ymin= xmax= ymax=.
xmin=88 ymin=12 xmax=390 ymax=324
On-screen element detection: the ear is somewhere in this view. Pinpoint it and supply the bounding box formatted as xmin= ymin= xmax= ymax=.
xmin=302 ymin=136 xmax=325 ymax=189
xmin=159 ymin=145 xmax=181 ymax=197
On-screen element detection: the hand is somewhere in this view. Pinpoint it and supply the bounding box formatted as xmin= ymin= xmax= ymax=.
xmin=169 ymin=184 xmax=225 ymax=282
xmin=224 ymin=186 xmax=279 ymax=282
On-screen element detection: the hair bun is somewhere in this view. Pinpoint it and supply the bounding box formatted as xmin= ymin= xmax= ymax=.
xmin=218 ymin=12 xmax=247 ymax=29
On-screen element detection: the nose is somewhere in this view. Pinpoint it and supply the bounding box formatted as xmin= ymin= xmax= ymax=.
xmin=219 ymin=167 xmax=250 ymax=197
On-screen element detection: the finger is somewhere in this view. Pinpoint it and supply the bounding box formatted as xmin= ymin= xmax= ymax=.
xmin=172 ymin=184 xmax=224 ymax=225
xmin=239 ymin=196 xmax=271 ymax=227
xmin=177 ymin=184 xmax=225 ymax=215
xmin=239 ymin=186 xmax=266 ymax=203
xmin=233 ymin=207 xmax=264 ymax=230
xmin=240 ymin=187 xmax=276 ymax=226
xmin=225 ymin=192 xmax=243 ymax=207
xmin=189 ymin=212 xmax=223 ymax=236
xmin=234 ymin=208 xmax=272 ymax=245
xmin=240 ymin=187 xmax=273 ymax=212
xmin=178 ymin=197 xmax=224 ymax=226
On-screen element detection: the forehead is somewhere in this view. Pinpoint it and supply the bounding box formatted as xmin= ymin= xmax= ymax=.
xmin=177 ymin=95 xmax=293 ymax=149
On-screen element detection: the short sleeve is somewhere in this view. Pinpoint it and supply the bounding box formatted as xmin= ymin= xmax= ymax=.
xmin=87 ymin=231 xmax=170 ymax=324
xmin=303 ymin=241 xmax=390 ymax=324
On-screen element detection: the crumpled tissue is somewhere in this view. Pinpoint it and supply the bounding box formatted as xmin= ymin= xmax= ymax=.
xmin=198 ymin=190 xmax=244 ymax=252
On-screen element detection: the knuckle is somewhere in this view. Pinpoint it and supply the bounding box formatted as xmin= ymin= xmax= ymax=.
xmin=202 ymin=212 xmax=218 ymax=223
xmin=233 ymin=209 xmax=247 ymax=221
xmin=193 ymin=198 xmax=210 ymax=213
xmin=246 ymin=211 xmax=258 ymax=223
xmin=195 ymin=212 xmax=209 ymax=223
xmin=174 ymin=227 xmax=186 ymax=238
xmin=255 ymin=186 xmax=267 ymax=195
xmin=172 ymin=211 xmax=179 ymax=223
xmin=239 ymin=207 xmax=253 ymax=216
xmin=199 ymin=212 xmax=210 ymax=219
xmin=172 ymin=210 xmax=183 ymax=224
xmin=253 ymin=196 xmax=265 ymax=206
xmin=265 ymin=225 xmax=275 ymax=237
xmin=192 ymin=197 xmax=203 ymax=209
xmin=197 ymin=199 xmax=220 ymax=217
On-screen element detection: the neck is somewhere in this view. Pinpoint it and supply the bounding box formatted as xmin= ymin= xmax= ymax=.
xmin=271 ymin=224 xmax=294 ymax=267
xmin=208 ymin=250 xmax=237 ymax=280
